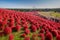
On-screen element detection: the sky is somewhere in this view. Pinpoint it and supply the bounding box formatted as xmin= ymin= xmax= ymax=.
xmin=0 ymin=0 xmax=60 ymax=8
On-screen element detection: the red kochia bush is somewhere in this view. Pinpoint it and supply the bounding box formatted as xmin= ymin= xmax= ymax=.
xmin=24 ymin=36 xmax=30 ymax=40
xmin=9 ymin=34 xmax=14 ymax=40
xmin=58 ymin=30 xmax=60 ymax=35
xmin=21 ymin=33 xmax=26 ymax=37
xmin=38 ymin=33 xmax=45 ymax=40
xmin=45 ymin=31 xmax=53 ymax=40
xmin=4 ymin=27 xmax=12 ymax=35
xmin=23 ymin=24 xmax=28 ymax=30
xmin=0 ymin=20 xmax=3 ymax=30
xmin=40 ymin=29 xmax=45 ymax=33
xmin=51 ymin=30 xmax=58 ymax=37
xmin=0 ymin=32 xmax=4 ymax=37
xmin=15 ymin=24 xmax=21 ymax=32
xmin=56 ymin=35 xmax=60 ymax=40
xmin=25 ymin=29 xmax=30 ymax=34
xmin=31 ymin=25 xmax=37 ymax=32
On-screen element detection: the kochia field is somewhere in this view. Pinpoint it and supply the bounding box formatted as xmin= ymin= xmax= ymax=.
xmin=0 ymin=9 xmax=60 ymax=40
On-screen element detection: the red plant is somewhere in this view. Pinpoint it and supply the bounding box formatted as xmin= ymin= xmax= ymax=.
xmin=21 ymin=33 xmax=26 ymax=37
xmin=9 ymin=34 xmax=14 ymax=40
xmin=51 ymin=30 xmax=58 ymax=37
xmin=58 ymin=30 xmax=60 ymax=35
xmin=15 ymin=24 xmax=21 ymax=32
xmin=45 ymin=31 xmax=53 ymax=40
xmin=0 ymin=32 xmax=4 ymax=37
xmin=24 ymin=36 xmax=30 ymax=40
xmin=56 ymin=35 xmax=60 ymax=40
xmin=38 ymin=33 xmax=45 ymax=40
xmin=23 ymin=24 xmax=28 ymax=30
xmin=31 ymin=25 xmax=37 ymax=32
xmin=4 ymin=27 xmax=12 ymax=35
xmin=25 ymin=29 xmax=30 ymax=34
xmin=40 ymin=29 xmax=45 ymax=33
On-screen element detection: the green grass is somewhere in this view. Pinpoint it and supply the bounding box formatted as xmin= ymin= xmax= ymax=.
xmin=38 ymin=11 xmax=60 ymax=19
xmin=51 ymin=12 xmax=60 ymax=18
